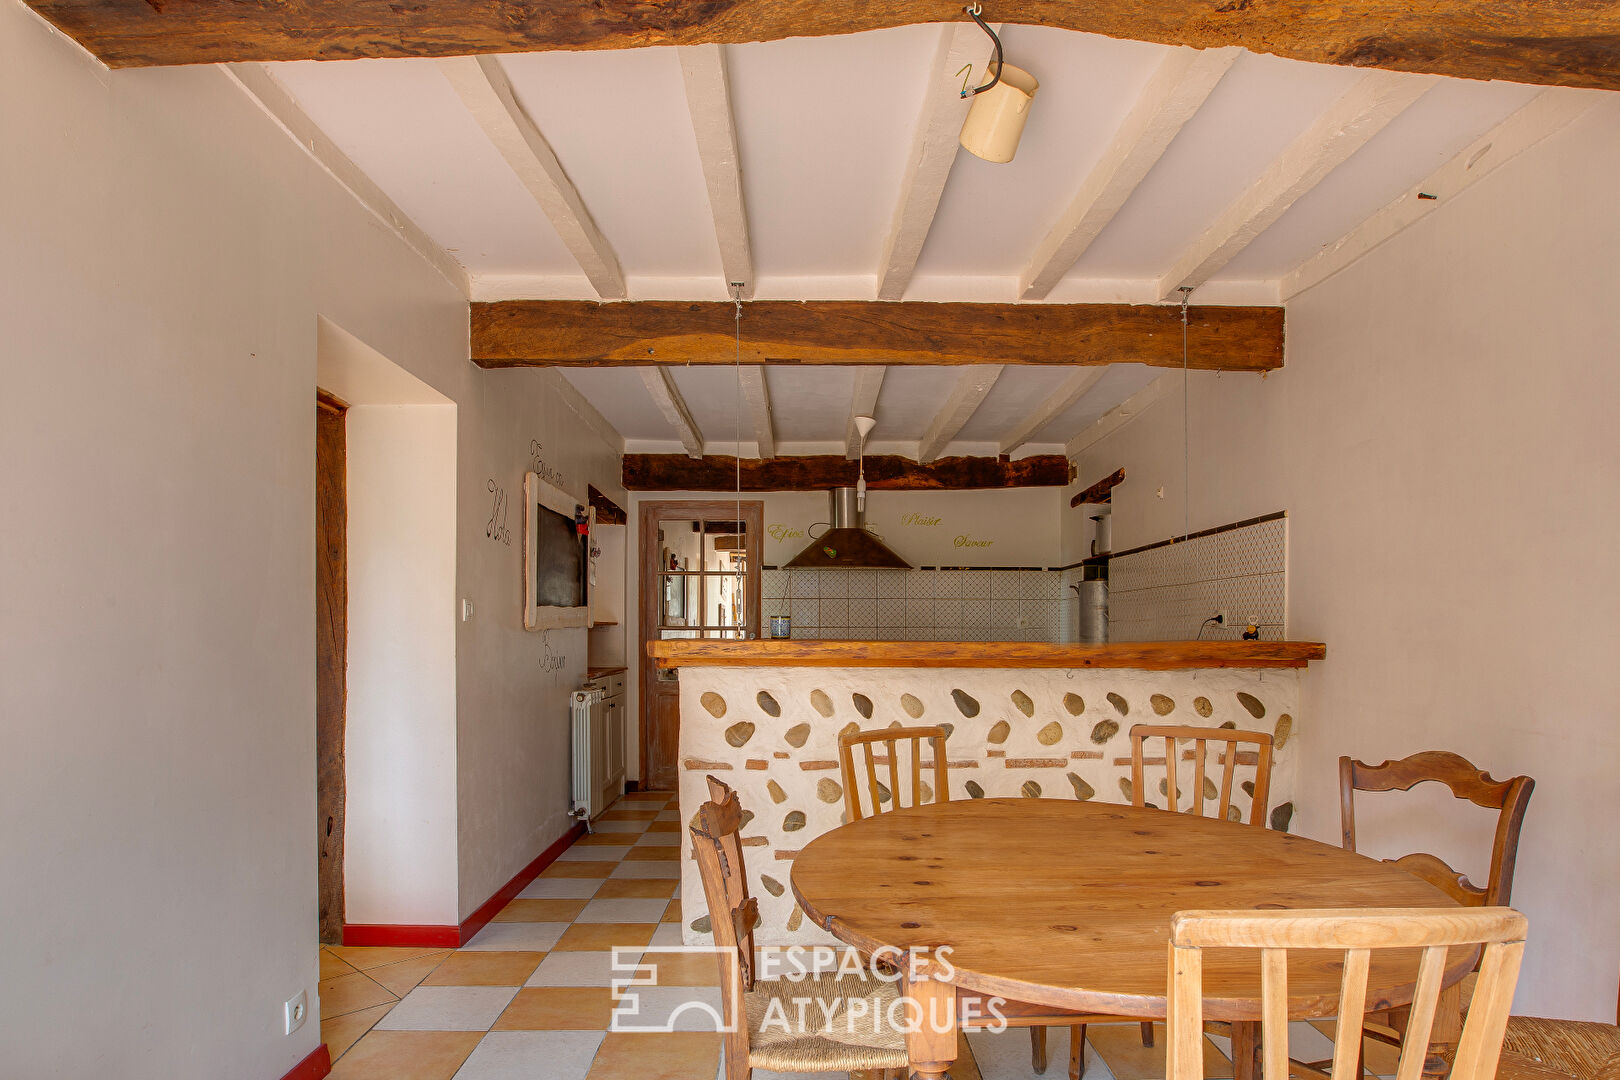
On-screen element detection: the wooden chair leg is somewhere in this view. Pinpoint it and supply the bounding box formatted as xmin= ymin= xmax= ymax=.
xmin=1031 ymin=1025 xmax=1049 ymax=1074
xmin=1069 ymin=1024 xmax=1088 ymax=1080
xmin=1140 ymin=1020 xmax=1155 ymax=1047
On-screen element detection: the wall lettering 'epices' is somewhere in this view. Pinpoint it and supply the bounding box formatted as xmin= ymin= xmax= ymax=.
xmin=486 ymin=479 xmax=512 ymax=546
xmin=767 ymin=524 xmax=805 ymax=542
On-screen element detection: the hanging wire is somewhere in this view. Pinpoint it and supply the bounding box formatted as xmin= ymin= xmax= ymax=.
xmin=732 ymin=284 xmax=747 ymax=639
xmin=1180 ymin=286 xmax=1193 ymax=540
xmin=961 ymin=3 xmax=1004 ymax=97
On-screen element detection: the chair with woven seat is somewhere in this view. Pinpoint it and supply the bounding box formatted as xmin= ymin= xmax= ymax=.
xmin=1164 ymin=906 xmax=1530 ymax=1080
xmin=689 ymin=775 xmax=909 ymax=1080
xmin=1455 ymin=961 xmax=1620 ymax=1080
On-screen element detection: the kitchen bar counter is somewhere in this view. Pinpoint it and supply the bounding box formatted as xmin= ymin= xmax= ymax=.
xmin=650 ymin=639 xmax=1325 ymax=670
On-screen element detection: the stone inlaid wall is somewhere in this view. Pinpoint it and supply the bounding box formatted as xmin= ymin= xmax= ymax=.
xmin=676 ymin=665 xmax=1301 ymax=947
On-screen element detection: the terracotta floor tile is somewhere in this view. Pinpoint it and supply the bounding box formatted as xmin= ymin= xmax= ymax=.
xmin=328 ymin=945 xmax=447 ymax=971
xmin=366 ymin=951 xmax=453 ymax=997
xmin=662 ymin=902 xmax=683 ymax=924
xmin=321 ymin=948 xmax=358 ymax=981
xmin=595 ymin=878 xmax=677 ymax=900
xmin=1088 ymin=1022 xmax=1232 ymax=1080
xmin=598 ymin=810 xmax=660 ymax=821
xmin=643 ymin=820 xmax=680 ymax=833
xmin=493 ymin=898 xmax=588 ymax=922
xmin=327 ymin=1029 xmax=482 ymax=1079
xmin=493 ymin=987 xmax=616 ymax=1030
xmin=321 ymin=1002 xmax=396 ymax=1063
xmin=586 ymin=1032 xmax=721 ymax=1080
xmin=422 ymin=951 xmax=546 ymax=987
xmin=638 ymin=951 xmax=719 ymax=987
xmin=623 ymin=846 xmax=681 ymax=861
xmin=542 ymin=861 xmax=622 ymax=878
xmin=554 ymin=923 xmax=658 ymax=952
xmin=320 ymin=971 xmax=398 ymax=1018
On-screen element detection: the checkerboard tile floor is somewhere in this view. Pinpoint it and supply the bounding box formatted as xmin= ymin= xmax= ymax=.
xmin=318 ymin=791 xmax=1394 ymax=1080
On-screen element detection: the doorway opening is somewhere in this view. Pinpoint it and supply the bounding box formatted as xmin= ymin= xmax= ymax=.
xmin=315 ymin=389 xmax=348 ymax=943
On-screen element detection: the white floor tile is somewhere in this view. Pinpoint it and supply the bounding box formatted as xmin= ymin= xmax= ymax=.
xmin=451 ymin=1030 xmax=604 ymax=1080
xmin=1288 ymin=1019 xmax=1337 ymax=1063
xmin=526 ymin=949 xmax=646 ymax=988
xmin=650 ymin=923 xmax=685 ymax=947
xmin=557 ymin=845 xmax=631 ymax=861
xmin=611 ymin=861 xmax=681 ymax=880
xmin=611 ymin=986 xmax=727 ymax=1032
xmin=966 ymin=1026 xmax=1116 ymax=1080
xmin=577 ymin=898 xmax=671 ymax=924
xmin=517 ymin=877 xmax=603 ymax=900
xmin=461 ymin=922 xmax=569 ymax=951
xmin=375 ymin=986 xmax=518 ymax=1032
xmin=632 ymin=832 xmax=680 ymax=847
xmin=591 ymin=821 xmax=647 ymax=834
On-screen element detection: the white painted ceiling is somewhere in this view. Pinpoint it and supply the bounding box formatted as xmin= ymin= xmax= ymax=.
xmin=266 ymin=23 xmax=1545 ymax=459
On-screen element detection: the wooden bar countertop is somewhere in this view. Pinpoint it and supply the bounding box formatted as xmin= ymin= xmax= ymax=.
xmin=647 ymin=639 xmax=1326 ymax=670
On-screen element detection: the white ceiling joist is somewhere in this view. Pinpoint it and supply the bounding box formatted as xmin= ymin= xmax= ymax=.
xmin=1281 ymin=87 xmax=1600 ymax=300
xmin=438 ymin=55 xmax=627 ymax=299
xmin=678 ymin=44 xmax=755 ymax=298
xmin=845 ymin=366 xmax=887 ymax=459
xmin=737 ymin=366 xmax=775 ymax=459
xmin=639 ymin=367 xmax=705 ymax=458
xmin=876 ymin=21 xmax=998 ymax=301
xmin=1157 ymin=71 xmax=1436 ymax=301
xmin=1065 ymin=373 xmax=1178 ymax=458
xmin=918 ymin=366 xmax=1004 ymax=463
xmin=999 ymin=368 xmax=1108 ymax=455
xmin=224 ymin=64 xmax=470 ymax=297
xmin=1019 ymin=47 xmax=1240 ymax=301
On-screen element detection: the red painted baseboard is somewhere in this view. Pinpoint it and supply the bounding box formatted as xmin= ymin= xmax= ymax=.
xmin=340 ymin=822 xmax=587 ymax=950
xmin=278 ymin=1044 xmax=331 ymax=1080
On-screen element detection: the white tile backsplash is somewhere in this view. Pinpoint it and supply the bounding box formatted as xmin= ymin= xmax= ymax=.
xmin=1108 ymin=516 xmax=1287 ymax=642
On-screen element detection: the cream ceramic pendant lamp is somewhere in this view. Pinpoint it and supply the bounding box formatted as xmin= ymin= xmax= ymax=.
xmin=958 ymin=3 xmax=1038 ymax=163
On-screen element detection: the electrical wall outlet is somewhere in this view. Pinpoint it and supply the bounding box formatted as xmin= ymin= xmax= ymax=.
xmin=284 ymin=990 xmax=308 ymax=1035
xmin=460 ymin=598 xmax=474 ymax=622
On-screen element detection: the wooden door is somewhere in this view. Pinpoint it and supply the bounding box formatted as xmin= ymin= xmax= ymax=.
xmin=638 ymin=500 xmax=763 ymax=791
xmin=315 ymin=390 xmax=347 ymax=943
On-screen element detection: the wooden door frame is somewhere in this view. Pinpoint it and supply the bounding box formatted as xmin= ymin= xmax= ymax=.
xmin=637 ymin=499 xmax=764 ymax=791
xmin=315 ymin=388 xmax=348 ymax=943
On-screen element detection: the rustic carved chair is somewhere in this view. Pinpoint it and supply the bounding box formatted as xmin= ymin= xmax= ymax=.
xmin=1164 ymin=906 xmax=1529 ymax=1080
xmin=689 ymin=775 xmax=909 ymax=1080
xmin=1330 ymin=752 xmax=1535 ymax=1075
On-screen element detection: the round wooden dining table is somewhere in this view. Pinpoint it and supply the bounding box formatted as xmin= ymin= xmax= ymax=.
xmin=791 ymin=798 xmax=1471 ymax=1080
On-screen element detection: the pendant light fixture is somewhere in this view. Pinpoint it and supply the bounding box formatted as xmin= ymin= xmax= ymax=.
xmin=853 ymin=415 xmax=876 ymax=511
xmin=958 ymin=3 xmax=1038 ymax=164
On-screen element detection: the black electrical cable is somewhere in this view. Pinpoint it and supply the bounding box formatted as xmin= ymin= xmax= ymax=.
xmin=961 ymin=4 xmax=1004 ymax=98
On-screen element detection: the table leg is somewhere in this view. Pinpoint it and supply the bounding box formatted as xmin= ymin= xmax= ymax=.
xmin=1232 ymin=1020 xmax=1260 ymax=1080
xmin=901 ymin=974 xmax=958 ymax=1080
xmin=1422 ymin=982 xmax=1463 ymax=1080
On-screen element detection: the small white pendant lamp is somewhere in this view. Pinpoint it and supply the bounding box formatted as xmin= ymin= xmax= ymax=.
xmin=958 ymin=3 xmax=1038 ymax=164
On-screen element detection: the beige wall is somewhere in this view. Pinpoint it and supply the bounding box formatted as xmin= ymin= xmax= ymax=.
xmin=1071 ymin=100 xmax=1620 ymax=1018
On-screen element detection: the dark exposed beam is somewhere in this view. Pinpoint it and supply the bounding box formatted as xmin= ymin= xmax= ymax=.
xmin=473 ymin=301 xmax=1283 ymax=372
xmin=1071 ymin=468 xmax=1126 ymax=507
xmin=623 ymin=454 xmax=1073 ymax=491
xmin=24 ymin=2 xmax=1620 ymax=92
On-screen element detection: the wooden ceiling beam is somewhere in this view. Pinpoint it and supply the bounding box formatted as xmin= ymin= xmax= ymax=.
xmin=471 ymin=301 xmax=1284 ymax=371
xmin=845 ymin=366 xmax=887 ymax=460
xmin=678 ymin=44 xmax=754 ymax=299
xmin=639 ymin=367 xmax=705 ymax=459
xmin=876 ymin=20 xmax=997 ymax=301
xmin=918 ymin=366 xmax=1004 ymax=464
xmin=438 ymin=55 xmax=626 ymax=299
xmin=31 ymin=1 xmax=1620 ymax=93
xmin=1070 ymin=467 xmax=1126 ymax=507
xmin=623 ymin=453 xmax=1073 ymax=491
xmin=999 ymin=367 xmax=1107 ymax=456
xmin=737 ymin=366 xmax=776 ymax=459
xmin=1157 ymin=71 xmax=1434 ymax=301
xmin=1019 ymin=47 xmax=1239 ymax=301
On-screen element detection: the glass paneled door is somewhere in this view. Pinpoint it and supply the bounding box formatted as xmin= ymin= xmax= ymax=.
xmin=638 ymin=501 xmax=763 ymax=790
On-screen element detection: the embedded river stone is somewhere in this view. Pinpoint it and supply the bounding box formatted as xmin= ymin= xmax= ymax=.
xmin=1037 ymin=721 xmax=1063 ymax=745
xmin=1118 ymin=777 xmax=1134 ymax=800
xmin=852 ymin=693 xmax=874 ymax=719
xmin=1090 ymin=719 xmax=1119 ymax=744
xmin=839 ymin=722 xmax=859 ymax=741
xmin=700 ymin=692 xmax=727 ymax=718
xmin=1220 ymin=720 xmax=1237 ymax=729
xmin=1236 ymin=691 xmax=1266 ymax=719
xmin=782 ymin=810 xmax=806 ymax=832
xmin=756 ymin=690 xmax=781 ymax=717
xmin=1151 ymin=693 xmax=1175 ymax=716
xmin=901 ymin=693 xmax=925 ymax=719
xmin=760 ymin=874 xmax=785 ymax=897
xmin=810 ymin=689 xmax=835 ymax=717
xmin=1241 ymin=780 xmax=1255 ymax=797
xmin=1226 ymin=805 xmax=1242 ymax=822
xmin=1270 ymin=801 xmax=1294 ymax=832
xmin=987 ymin=720 xmax=1011 ymax=744
xmin=939 ymin=723 xmax=955 ymax=740
xmin=1011 ymin=689 xmax=1035 ymax=717
xmin=787 ymin=905 xmax=804 ymax=932
xmin=784 ymin=723 xmax=811 ymax=748
xmin=739 ymin=809 xmax=754 ymax=829
xmin=1107 ymin=692 xmax=1129 ymax=715
xmin=1274 ymin=714 xmax=1294 ymax=749
xmin=816 ymin=778 xmax=842 ymax=803
xmin=1068 ymin=772 xmax=1095 ymax=800
xmin=768 ymin=780 xmax=788 ymax=803
xmin=919 ymin=780 xmax=933 ymax=803
xmin=691 ymin=915 xmax=712 ymax=934
xmin=1021 ymin=780 xmax=1042 ymax=798
xmin=1203 ymin=777 xmax=1218 ymax=800
xmin=965 ymin=780 xmax=985 ymax=799
xmin=725 ymin=721 xmax=756 ymax=747
xmin=877 ymin=782 xmax=891 ymax=804
xmin=951 ymin=689 xmax=981 ymax=717
xmin=1063 ymin=692 xmax=1085 ymax=716
xmin=1193 ymin=696 xmax=1213 ymax=718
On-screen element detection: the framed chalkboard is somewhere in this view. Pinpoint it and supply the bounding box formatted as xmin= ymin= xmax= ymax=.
xmin=524 ymin=473 xmax=594 ymax=630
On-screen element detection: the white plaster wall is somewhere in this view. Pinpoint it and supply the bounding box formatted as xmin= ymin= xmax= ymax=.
xmin=344 ymin=405 xmax=460 ymax=925
xmin=1071 ymin=100 xmax=1620 ymax=1018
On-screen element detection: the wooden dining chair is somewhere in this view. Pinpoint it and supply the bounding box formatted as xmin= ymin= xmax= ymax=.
xmin=836 ymin=724 xmax=949 ymax=821
xmin=1164 ymin=906 xmax=1529 ymax=1080
xmin=689 ymin=775 xmax=909 ymax=1080
xmin=1128 ymin=723 xmax=1275 ymax=825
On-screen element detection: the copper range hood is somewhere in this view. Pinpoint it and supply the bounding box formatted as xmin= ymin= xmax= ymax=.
xmin=784 ymin=488 xmax=912 ymax=569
